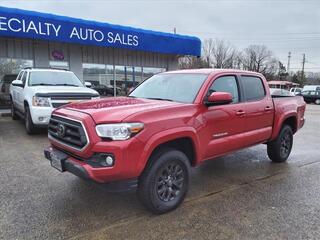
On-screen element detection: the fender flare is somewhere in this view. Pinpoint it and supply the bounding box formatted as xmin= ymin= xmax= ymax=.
xmin=136 ymin=127 xmax=201 ymax=175
xmin=271 ymin=111 xmax=297 ymax=140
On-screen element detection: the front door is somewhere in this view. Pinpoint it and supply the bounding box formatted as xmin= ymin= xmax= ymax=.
xmin=202 ymin=75 xmax=247 ymax=159
xmin=16 ymin=71 xmax=27 ymax=112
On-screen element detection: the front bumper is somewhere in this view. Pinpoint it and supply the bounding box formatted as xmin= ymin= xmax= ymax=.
xmin=44 ymin=147 xmax=89 ymax=179
xmin=44 ymin=146 xmax=138 ymax=191
xmin=44 ymin=145 xmax=138 ymax=183
xmin=29 ymin=106 xmax=53 ymax=125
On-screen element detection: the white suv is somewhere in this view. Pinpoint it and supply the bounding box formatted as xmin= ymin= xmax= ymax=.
xmin=10 ymin=68 xmax=99 ymax=134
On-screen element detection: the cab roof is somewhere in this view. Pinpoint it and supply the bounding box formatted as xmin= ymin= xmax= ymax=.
xmin=164 ymin=68 xmax=263 ymax=76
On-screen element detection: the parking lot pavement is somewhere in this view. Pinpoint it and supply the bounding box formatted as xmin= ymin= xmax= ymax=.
xmin=0 ymin=105 xmax=320 ymax=240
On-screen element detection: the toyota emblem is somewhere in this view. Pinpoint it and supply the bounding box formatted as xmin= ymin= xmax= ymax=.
xmin=57 ymin=124 xmax=66 ymax=137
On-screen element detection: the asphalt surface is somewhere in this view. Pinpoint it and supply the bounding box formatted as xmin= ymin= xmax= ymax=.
xmin=0 ymin=104 xmax=320 ymax=240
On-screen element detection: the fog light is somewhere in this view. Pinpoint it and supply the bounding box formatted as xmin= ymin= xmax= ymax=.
xmin=106 ymin=156 xmax=114 ymax=166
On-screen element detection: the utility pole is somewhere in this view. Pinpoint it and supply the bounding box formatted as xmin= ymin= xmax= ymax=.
xmin=301 ymin=53 xmax=306 ymax=83
xmin=287 ymin=51 xmax=291 ymax=75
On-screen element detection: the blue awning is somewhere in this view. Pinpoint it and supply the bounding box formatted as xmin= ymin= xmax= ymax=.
xmin=0 ymin=6 xmax=201 ymax=56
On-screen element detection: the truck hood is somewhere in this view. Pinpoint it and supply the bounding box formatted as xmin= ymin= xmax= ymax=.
xmin=64 ymin=97 xmax=184 ymax=123
xmin=29 ymin=86 xmax=99 ymax=95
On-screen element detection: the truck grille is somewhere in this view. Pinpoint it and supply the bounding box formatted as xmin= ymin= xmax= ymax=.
xmin=48 ymin=115 xmax=88 ymax=150
xmin=51 ymin=102 xmax=68 ymax=108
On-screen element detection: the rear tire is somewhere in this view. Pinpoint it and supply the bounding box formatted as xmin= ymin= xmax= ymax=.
xmin=11 ymin=101 xmax=19 ymax=120
xmin=25 ymin=106 xmax=36 ymax=134
xmin=267 ymin=125 xmax=293 ymax=162
xmin=138 ymin=148 xmax=190 ymax=214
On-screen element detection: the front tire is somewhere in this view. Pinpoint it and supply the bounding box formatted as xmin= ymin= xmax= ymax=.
xmin=25 ymin=106 xmax=36 ymax=134
xmin=267 ymin=125 xmax=293 ymax=162
xmin=138 ymin=148 xmax=190 ymax=214
xmin=315 ymin=99 xmax=320 ymax=105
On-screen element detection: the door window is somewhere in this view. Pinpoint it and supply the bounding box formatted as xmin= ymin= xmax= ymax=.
xmin=21 ymin=72 xmax=27 ymax=86
xmin=241 ymin=76 xmax=266 ymax=101
xmin=209 ymin=76 xmax=239 ymax=103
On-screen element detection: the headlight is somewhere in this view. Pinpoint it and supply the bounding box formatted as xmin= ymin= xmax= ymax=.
xmin=95 ymin=123 xmax=144 ymax=140
xmin=32 ymin=96 xmax=50 ymax=107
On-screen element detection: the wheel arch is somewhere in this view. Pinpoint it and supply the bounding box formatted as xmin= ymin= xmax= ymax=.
xmin=282 ymin=116 xmax=297 ymax=133
xmin=137 ymin=128 xmax=200 ymax=175
xmin=271 ymin=113 xmax=297 ymax=141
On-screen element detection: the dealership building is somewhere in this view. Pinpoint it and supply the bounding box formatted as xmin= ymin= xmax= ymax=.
xmin=0 ymin=6 xmax=200 ymax=105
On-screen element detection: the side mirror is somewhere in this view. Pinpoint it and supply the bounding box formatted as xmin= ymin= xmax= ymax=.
xmin=11 ymin=79 xmax=24 ymax=88
xmin=206 ymin=92 xmax=233 ymax=106
xmin=85 ymin=82 xmax=92 ymax=88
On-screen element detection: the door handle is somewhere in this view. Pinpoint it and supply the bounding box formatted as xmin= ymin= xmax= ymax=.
xmin=236 ymin=110 xmax=246 ymax=116
xmin=264 ymin=106 xmax=272 ymax=111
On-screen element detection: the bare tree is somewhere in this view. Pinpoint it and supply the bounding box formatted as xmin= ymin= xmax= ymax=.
xmin=239 ymin=45 xmax=278 ymax=78
xmin=178 ymin=55 xmax=208 ymax=69
xmin=202 ymin=39 xmax=238 ymax=69
xmin=179 ymin=41 xmax=279 ymax=80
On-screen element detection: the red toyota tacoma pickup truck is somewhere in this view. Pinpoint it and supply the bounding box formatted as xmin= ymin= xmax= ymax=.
xmin=44 ymin=69 xmax=306 ymax=214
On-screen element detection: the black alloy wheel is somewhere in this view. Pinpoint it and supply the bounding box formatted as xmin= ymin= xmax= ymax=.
xmin=267 ymin=124 xmax=293 ymax=162
xmin=138 ymin=148 xmax=190 ymax=214
xmin=156 ymin=162 xmax=184 ymax=202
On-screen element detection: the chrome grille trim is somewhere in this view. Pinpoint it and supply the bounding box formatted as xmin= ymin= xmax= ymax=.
xmin=48 ymin=114 xmax=90 ymax=152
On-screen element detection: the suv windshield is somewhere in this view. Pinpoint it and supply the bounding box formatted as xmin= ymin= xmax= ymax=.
xmin=29 ymin=71 xmax=83 ymax=87
xmin=129 ymin=73 xmax=208 ymax=103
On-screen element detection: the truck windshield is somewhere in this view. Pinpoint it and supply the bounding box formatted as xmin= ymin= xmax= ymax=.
xmin=129 ymin=73 xmax=208 ymax=103
xmin=29 ymin=71 xmax=84 ymax=87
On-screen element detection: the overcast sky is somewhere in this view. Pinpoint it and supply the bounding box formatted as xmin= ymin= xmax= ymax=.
xmin=1 ymin=0 xmax=320 ymax=72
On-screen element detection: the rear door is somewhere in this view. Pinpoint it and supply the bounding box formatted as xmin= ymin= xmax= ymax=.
xmin=202 ymin=75 xmax=248 ymax=159
xmin=240 ymin=75 xmax=274 ymax=145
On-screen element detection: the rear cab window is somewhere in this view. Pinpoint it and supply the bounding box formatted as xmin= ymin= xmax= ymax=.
xmin=240 ymin=75 xmax=266 ymax=101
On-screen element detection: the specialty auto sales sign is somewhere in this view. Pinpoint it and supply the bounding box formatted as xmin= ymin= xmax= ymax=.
xmin=0 ymin=6 xmax=201 ymax=56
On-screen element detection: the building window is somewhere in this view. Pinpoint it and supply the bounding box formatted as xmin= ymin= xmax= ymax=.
xmin=82 ymin=63 xmax=166 ymax=97
xmin=83 ymin=63 xmax=106 ymax=86
xmin=143 ymin=67 xmax=166 ymax=81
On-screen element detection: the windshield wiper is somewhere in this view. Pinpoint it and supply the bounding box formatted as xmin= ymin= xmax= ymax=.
xmin=146 ymin=97 xmax=173 ymax=102
xmin=55 ymin=83 xmax=80 ymax=87
xmin=31 ymin=83 xmax=55 ymax=86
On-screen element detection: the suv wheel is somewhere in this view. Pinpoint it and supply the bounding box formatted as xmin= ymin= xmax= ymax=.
xmin=25 ymin=106 xmax=36 ymax=134
xmin=315 ymin=99 xmax=320 ymax=105
xmin=138 ymin=148 xmax=190 ymax=214
xmin=11 ymin=101 xmax=19 ymax=120
xmin=267 ymin=125 xmax=293 ymax=162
